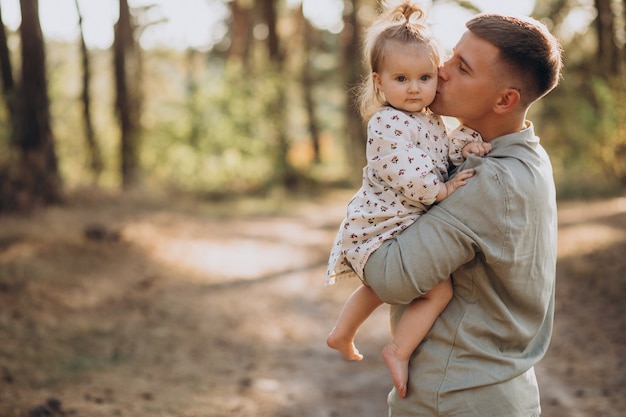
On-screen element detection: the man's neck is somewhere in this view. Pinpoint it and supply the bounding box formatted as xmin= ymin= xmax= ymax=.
xmin=461 ymin=114 xmax=527 ymax=142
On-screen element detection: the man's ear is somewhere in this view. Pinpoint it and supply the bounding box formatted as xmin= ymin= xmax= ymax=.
xmin=494 ymin=88 xmax=521 ymax=114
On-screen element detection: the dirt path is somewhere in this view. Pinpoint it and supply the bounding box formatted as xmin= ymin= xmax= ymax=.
xmin=0 ymin=191 xmax=624 ymax=416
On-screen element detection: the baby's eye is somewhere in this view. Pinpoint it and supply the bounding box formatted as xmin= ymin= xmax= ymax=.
xmin=396 ymin=76 xmax=407 ymax=82
xmin=420 ymin=75 xmax=431 ymax=81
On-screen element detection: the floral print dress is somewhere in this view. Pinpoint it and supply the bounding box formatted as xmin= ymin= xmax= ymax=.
xmin=326 ymin=106 xmax=482 ymax=285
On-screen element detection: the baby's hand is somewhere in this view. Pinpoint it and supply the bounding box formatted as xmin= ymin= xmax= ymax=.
xmin=462 ymin=142 xmax=492 ymax=159
xmin=437 ymin=168 xmax=475 ymax=202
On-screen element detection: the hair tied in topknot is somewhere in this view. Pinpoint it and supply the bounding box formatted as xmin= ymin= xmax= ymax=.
xmin=378 ymin=0 xmax=427 ymax=28
xmin=400 ymin=2 xmax=424 ymax=23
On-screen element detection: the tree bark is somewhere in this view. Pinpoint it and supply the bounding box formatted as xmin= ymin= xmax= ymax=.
xmin=185 ymin=48 xmax=203 ymax=148
xmin=227 ymin=0 xmax=253 ymax=68
xmin=0 ymin=4 xmax=15 ymax=122
xmin=261 ymin=0 xmax=281 ymax=63
xmin=259 ymin=0 xmax=295 ymax=187
xmin=299 ymin=5 xmax=321 ymax=164
xmin=114 ymin=0 xmax=141 ymax=188
xmin=3 ymin=0 xmax=62 ymax=211
xmin=341 ymin=0 xmax=367 ymax=183
xmin=594 ymin=0 xmax=621 ymax=75
xmin=74 ymin=0 xmax=103 ymax=182
xmin=621 ymin=0 xmax=626 ymax=68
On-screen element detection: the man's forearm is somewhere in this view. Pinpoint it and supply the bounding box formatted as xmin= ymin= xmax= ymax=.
xmin=363 ymin=202 xmax=477 ymax=305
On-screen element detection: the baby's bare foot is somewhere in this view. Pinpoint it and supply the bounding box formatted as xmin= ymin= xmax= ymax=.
xmin=327 ymin=331 xmax=363 ymax=361
xmin=382 ymin=343 xmax=409 ymax=398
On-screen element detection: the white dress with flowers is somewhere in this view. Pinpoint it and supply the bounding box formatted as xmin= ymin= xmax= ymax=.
xmin=325 ymin=106 xmax=481 ymax=285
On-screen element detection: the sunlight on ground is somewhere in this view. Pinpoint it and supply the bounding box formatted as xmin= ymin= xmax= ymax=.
xmin=1 ymin=192 xmax=624 ymax=417
xmin=0 ymin=241 xmax=36 ymax=263
xmin=558 ymin=224 xmax=624 ymax=258
xmin=124 ymin=224 xmax=308 ymax=283
xmin=113 ymin=196 xmax=626 ymax=283
xmin=557 ymin=198 xmax=626 ymax=259
xmin=121 ymin=211 xmax=336 ymax=285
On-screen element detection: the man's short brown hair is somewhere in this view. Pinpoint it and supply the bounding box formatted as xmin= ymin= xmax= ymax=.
xmin=467 ymin=14 xmax=563 ymax=105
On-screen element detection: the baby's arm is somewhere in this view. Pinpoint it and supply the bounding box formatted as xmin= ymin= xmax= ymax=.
xmin=435 ymin=168 xmax=475 ymax=202
xmin=439 ymin=127 xmax=491 ymax=202
xmin=448 ymin=125 xmax=487 ymax=166
xmin=462 ymin=141 xmax=492 ymax=159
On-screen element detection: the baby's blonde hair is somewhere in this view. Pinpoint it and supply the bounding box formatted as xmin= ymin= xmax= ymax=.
xmin=357 ymin=0 xmax=440 ymax=122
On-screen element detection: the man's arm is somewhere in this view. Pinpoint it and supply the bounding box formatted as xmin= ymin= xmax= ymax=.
xmin=362 ymin=208 xmax=475 ymax=304
xmin=362 ymin=158 xmax=504 ymax=305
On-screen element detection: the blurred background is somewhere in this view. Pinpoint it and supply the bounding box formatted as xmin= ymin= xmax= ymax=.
xmin=0 ymin=1 xmax=625 ymax=417
xmin=0 ymin=0 xmax=624 ymax=210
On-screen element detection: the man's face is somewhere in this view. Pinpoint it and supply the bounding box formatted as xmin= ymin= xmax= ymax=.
xmin=429 ymin=31 xmax=504 ymax=127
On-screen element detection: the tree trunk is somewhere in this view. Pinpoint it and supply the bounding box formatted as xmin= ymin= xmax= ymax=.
xmin=594 ymin=0 xmax=620 ymax=75
xmin=261 ymin=0 xmax=281 ymax=63
xmin=300 ymin=5 xmax=321 ymax=164
xmin=341 ymin=0 xmax=367 ymax=183
xmin=2 ymin=0 xmax=62 ymax=211
xmin=74 ymin=0 xmax=103 ymax=182
xmin=114 ymin=0 xmax=141 ymax=189
xmin=0 ymin=4 xmax=15 ymax=123
xmin=259 ymin=0 xmax=295 ymax=187
xmin=622 ymin=0 xmax=626 ymax=68
xmin=185 ymin=48 xmax=203 ymax=148
xmin=227 ymin=0 xmax=253 ymax=68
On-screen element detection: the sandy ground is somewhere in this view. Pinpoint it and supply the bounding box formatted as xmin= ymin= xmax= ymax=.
xmin=0 ymin=190 xmax=624 ymax=417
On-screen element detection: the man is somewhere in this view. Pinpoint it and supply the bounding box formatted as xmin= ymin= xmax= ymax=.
xmin=363 ymin=13 xmax=563 ymax=417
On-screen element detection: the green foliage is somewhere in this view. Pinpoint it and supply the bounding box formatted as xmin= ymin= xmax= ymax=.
xmin=535 ymin=69 xmax=626 ymax=199
xmin=34 ymin=5 xmax=625 ymax=200
xmin=593 ymin=76 xmax=626 ymax=186
xmin=47 ymin=44 xmax=120 ymax=188
xmin=142 ymin=59 xmax=285 ymax=194
xmin=36 ymin=35 xmax=352 ymax=196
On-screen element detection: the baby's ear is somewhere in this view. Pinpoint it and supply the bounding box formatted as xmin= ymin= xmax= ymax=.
xmin=372 ymin=72 xmax=382 ymax=90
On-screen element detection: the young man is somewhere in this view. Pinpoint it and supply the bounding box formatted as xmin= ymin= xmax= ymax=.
xmin=362 ymin=13 xmax=563 ymax=416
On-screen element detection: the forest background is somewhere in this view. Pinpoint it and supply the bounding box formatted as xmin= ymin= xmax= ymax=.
xmin=0 ymin=0 xmax=624 ymax=208
xmin=0 ymin=1 xmax=625 ymax=416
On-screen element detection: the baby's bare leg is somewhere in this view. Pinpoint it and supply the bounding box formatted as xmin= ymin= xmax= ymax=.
xmin=382 ymin=279 xmax=453 ymax=398
xmin=327 ymin=284 xmax=383 ymax=360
